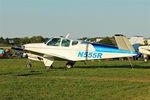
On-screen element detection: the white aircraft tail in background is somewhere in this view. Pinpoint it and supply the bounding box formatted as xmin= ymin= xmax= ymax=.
xmin=129 ymin=36 xmax=145 ymax=45
xmin=129 ymin=36 xmax=150 ymax=62
xmin=139 ymin=46 xmax=150 ymax=62
xmin=115 ymin=34 xmax=135 ymax=52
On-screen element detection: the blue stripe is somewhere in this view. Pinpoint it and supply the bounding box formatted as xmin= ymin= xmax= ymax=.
xmin=91 ymin=43 xmax=118 ymax=49
xmin=91 ymin=43 xmax=137 ymax=54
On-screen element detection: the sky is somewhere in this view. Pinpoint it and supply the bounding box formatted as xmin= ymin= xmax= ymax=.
xmin=0 ymin=0 xmax=150 ymax=39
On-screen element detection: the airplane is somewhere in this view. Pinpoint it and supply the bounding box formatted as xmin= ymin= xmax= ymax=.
xmin=129 ymin=36 xmax=150 ymax=62
xmin=12 ymin=34 xmax=137 ymax=69
xmin=139 ymin=46 xmax=150 ymax=62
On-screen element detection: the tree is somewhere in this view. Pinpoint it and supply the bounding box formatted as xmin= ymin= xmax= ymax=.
xmin=111 ymin=37 xmax=117 ymax=46
xmin=20 ymin=37 xmax=30 ymax=45
xmin=0 ymin=37 xmax=4 ymax=44
xmin=5 ymin=38 xmax=9 ymax=45
xmin=99 ymin=37 xmax=114 ymax=46
xmin=78 ymin=37 xmax=87 ymax=41
xmin=30 ymin=36 xmax=44 ymax=43
xmin=13 ymin=38 xmax=21 ymax=46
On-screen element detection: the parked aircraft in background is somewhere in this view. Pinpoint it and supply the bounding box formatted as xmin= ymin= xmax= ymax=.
xmin=139 ymin=46 xmax=150 ymax=62
xmin=13 ymin=34 xmax=137 ymax=69
xmin=129 ymin=36 xmax=145 ymax=45
xmin=129 ymin=36 xmax=150 ymax=62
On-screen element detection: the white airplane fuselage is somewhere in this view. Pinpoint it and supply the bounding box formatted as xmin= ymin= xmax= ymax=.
xmin=139 ymin=46 xmax=150 ymax=62
xmin=139 ymin=46 xmax=150 ymax=55
xmin=24 ymin=42 xmax=137 ymax=61
xmin=23 ymin=37 xmax=137 ymax=68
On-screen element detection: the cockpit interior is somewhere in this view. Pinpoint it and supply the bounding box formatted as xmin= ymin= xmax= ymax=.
xmin=45 ymin=37 xmax=78 ymax=47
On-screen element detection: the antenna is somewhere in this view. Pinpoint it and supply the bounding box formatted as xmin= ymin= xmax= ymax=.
xmin=65 ymin=33 xmax=70 ymax=38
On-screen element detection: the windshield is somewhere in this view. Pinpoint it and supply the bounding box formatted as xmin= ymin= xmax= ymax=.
xmin=47 ymin=38 xmax=61 ymax=46
xmin=44 ymin=38 xmax=51 ymax=44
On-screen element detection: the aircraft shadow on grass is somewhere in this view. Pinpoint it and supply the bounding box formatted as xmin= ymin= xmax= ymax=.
xmin=16 ymin=70 xmax=43 ymax=76
xmin=0 ymin=72 xmax=42 ymax=76
xmin=74 ymin=65 xmax=150 ymax=69
xmin=17 ymin=73 xmax=42 ymax=76
xmin=49 ymin=65 xmax=150 ymax=69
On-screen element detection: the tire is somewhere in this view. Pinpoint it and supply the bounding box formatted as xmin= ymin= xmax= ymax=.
xmin=66 ymin=64 xmax=72 ymax=69
xmin=66 ymin=61 xmax=75 ymax=69
xmin=144 ymin=59 xmax=148 ymax=62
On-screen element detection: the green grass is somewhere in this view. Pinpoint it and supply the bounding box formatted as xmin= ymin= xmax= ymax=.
xmin=0 ymin=59 xmax=150 ymax=100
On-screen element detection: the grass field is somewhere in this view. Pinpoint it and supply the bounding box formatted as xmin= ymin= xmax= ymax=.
xmin=0 ymin=59 xmax=150 ymax=100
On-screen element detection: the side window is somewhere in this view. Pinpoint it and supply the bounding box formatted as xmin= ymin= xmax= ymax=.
xmin=61 ymin=39 xmax=70 ymax=47
xmin=72 ymin=41 xmax=78 ymax=46
xmin=47 ymin=38 xmax=61 ymax=46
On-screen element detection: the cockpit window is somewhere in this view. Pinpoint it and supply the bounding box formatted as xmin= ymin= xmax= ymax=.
xmin=47 ymin=38 xmax=61 ymax=46
xmin=72 ymin=41 xmax=78 ymax=46
xmin=61 ymin=39 xmax=70 ymax=47
xmin=44 ymin=38 xmax=51 ymax=44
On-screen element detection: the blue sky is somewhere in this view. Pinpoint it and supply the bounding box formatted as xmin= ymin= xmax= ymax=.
xmin=0 ymin=0 xmax=150 ymax=39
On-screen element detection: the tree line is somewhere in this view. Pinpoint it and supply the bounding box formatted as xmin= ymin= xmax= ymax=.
xmin=0 ymin=36 xmax=45 ymax=46
xmin=0 ymin=36 xmax=116 ymax=46
xmin=78 ymin=37 xmax=117 ymax=46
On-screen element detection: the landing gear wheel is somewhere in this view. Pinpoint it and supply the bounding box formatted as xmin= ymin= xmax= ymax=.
xmin=144 ymin=59 xmax=148 ymax=62
xmin=143 ymin=55 xmax=148 ymax=62
xmin=66 ymin=64 xmax=72 ymax=69
xmin=66 ymin=61 xmax=75 ymax=69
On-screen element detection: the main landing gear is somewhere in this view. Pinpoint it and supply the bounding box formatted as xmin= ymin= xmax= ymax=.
xmin=143 ymin=55 xmax=148 ymax=62
xmin=66 ymin=61 xmax=76 ymax=69
xmin=26 ymin=59 xmax=75 ymax=69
